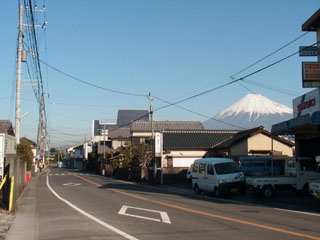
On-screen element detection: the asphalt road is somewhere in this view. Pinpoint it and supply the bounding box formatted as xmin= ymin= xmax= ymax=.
xmin=23 ymin=167 xmax=320 ymax=239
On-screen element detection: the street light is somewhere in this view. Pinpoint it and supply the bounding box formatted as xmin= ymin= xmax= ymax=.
xmin=21 ymin=111 xmax=30 ymax=119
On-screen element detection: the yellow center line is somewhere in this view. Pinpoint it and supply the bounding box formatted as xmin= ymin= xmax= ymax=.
xmin=72 ymin=173 xmax=320 ymax=240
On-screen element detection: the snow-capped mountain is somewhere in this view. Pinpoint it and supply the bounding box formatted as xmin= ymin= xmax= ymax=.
xmin=203 ymin=94 xmax=293 ymax=130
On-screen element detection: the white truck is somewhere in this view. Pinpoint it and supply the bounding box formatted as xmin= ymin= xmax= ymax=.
xmin=246 ymin=157 xmax=320 ymax=197
xmin=309 ymin=180 xmax=320 ymax=202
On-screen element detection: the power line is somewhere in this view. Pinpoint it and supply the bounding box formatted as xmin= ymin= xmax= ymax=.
xmin=39 ymin=59 xmax=148 ymax=98
xmin=152 ymin=95 xmax=246 ymax=129
xmin=162 ymin=32 xmax=310 ymax=105
xmin=230 ymin=32 xmax=309 ymax=78
xmin=237 ymin=81 xmax=256 ymax=94
xmin=153 ymin=41 xmax=320 ymax=113
xmin=242 ymin=78 xmax=300 ymax=97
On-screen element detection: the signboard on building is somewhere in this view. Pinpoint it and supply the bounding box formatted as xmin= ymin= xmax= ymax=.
xmin=302 ymin=62 xmax=320 ymax=88
xmin=293 ymin=88 xmax=320 ymax=118
xmin=155 ymin=132 xmax=163 ymax=157
xmin=299 ymin=46 xmax=319 ymax=56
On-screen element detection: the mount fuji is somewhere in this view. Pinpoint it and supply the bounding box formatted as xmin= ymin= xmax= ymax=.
xmin=203 ymin=94 xmax=293 ymax=130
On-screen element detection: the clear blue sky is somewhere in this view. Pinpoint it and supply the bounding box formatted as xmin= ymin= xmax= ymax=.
xmin=0 ymin=0 xmax=319 ymax=147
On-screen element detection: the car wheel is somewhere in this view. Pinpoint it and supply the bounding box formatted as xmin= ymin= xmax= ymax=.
xmin=261 ymin=186 xmax=273 ymax=198
xmin=194 ymin=184 xmax=201 ymax=195
xmin=213 ymin=188 xmax=220 ymax=197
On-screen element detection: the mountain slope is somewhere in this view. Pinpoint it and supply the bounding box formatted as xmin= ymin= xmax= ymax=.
xmin=203 ymin=94 xmax=293 ymax=130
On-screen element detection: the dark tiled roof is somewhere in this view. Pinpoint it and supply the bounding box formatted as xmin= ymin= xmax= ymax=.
xmin=215 ymin=126 xmax=294 ymax=148
xmin=0 ymin=120 xmax=15 ymax=136
xmin=131 ymin=121 xmax=204 ymax=132
xmin=163 ymin=130 xmax=239 ymax=149
xmin=117 ymin=110 xmax=149 ymax=127
xmin=20 ymin=137 xmax=37 ymax=147
xmin=216 ymin=126 xmax=264 ymax=148
xmin=108 ymin=128 xmax=130 ymax=139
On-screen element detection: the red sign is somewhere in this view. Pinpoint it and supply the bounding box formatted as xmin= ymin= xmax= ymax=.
xmin=303 ymin=62 xmax=320 ymax=80
xmin=297 ymin=98 xmax=316 ymax=111
xmin=302 ymin=62 xmax=320 ymax=88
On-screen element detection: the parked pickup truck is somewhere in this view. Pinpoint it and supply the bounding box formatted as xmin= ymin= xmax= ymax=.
xmin=246 ymin=157 xmax=320 ymax=197
xmin=309 ymin=180 xmax=320 ymax=202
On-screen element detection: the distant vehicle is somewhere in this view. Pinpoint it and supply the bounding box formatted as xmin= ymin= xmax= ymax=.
xmin=58 ymin=162 xmax=66 ymax=168
xmin=191 ymin=158 xmax=245 ymax=197
xmin=186 ymin=164 xmax=193 ymax=180
xmin=239 ymin=157 xmax=281 ymax=176
xmin=246 ymin=157 xmax=320 ymax=198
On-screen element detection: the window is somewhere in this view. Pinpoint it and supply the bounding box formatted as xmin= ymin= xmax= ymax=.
xmin=192 ymin=164 xmax=199 ymax=173
xmin=287 ymin=159 xmax=295 ymax=168
xmin=199 ymin=164 xmax=206 ymax=174
xmin=253 ymin=160 xmax=265 ymax=166
xmin=207 ymin=164 xmax=214 ymax=175
xmin=300 ymin=159 xmax=318 ymax=171
xmin=241 ymin=160 xmax=252 ymax=166
xmin=214 ymin=162 xmax=240 ymax=175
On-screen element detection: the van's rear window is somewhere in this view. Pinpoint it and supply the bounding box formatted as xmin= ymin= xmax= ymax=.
xmin=215 ymin=162 xmax=240 ymax=174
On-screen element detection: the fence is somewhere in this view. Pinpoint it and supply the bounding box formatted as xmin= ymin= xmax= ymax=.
xmin=1 ymin=154 xmax=26 ymax=211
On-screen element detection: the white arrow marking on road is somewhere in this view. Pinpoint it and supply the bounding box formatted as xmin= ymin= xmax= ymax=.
xmin=62 ymin=183 xmax=82 ymax=186
xmin=118 ymin=205 xmax=171 ymax=224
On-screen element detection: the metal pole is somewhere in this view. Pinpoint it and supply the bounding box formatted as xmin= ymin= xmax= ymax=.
xmin=15 ymin=4 xmax=23 ymax=144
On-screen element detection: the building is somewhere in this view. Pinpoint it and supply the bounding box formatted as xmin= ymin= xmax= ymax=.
xmin=272 ymin=9 xmax=320 ymax=160
xmin=160 ymin=126 xmax=293 ymax=169
xmin=131 ymin=120 xmax=204 ymax=144
xmin=92 ymin=109 xmax=149 ymax=154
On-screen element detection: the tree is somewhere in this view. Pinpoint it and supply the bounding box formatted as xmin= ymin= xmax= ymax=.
xmin=132 ymin=143 xmax=152 ymax=168
xmin=17 ymin=139 xmax=34 ymax=171
xmin=117 ymin=142 xmax=151 ymax=168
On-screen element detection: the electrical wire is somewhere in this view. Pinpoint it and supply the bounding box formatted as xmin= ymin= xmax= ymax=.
xmin=230 ymin=32 xmax=309 ymax=78
xmin=39 ymin=60 xmax=148 ymax=98
xmin=153 ymin=41 xmax=320 ymax=113
xmin=152 ymin=95 xmax=246 ymax=129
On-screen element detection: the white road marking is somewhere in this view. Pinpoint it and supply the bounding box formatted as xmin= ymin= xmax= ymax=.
xmin=118 ymin=205 xmax=171 ymax=224
xmin=46 ymin=170 xmax=138 ymax=240
xmin=105 ymin=177 xmax=320 ymax=218
xmin=62 ymin=183 xmax=82 ymax=186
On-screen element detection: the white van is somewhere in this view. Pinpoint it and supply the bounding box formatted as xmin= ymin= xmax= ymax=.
xmin=191 ymin=158 xmax=245 ymax=196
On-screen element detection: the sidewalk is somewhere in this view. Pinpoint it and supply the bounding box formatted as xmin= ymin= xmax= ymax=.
xmin=5 ymin=171 xmax=41 ymax=240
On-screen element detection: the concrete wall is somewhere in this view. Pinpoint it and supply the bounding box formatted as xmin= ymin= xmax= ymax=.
xmin=163 ymin=150 xmax=207 ymax=168
xmin=1 ymin=154 xmax=26 ymax=210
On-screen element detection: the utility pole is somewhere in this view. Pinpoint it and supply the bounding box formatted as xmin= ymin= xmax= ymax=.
xmin=15 ymin=4 xmax=23 ymax=144
xmin=36 ymin=94 xmax=44 ymax=157
xmin=149 ymin=93 xmax=156 ymax=182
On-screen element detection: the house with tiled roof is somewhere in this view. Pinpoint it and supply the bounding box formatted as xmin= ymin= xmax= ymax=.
xmin=212 ymin=126 xmax=294 ymax=160
xmin=0 ymin=120 xmax=15 ymax=137
xmin=157 ymin=126 xmax=294 ymax=183
xmin=131 ymin=121 xmax=204 ymax=144
xmin=92 ymin=110 xmax=149 ymax=153
xmin=161 ymin=129 xmax=239 ymax=168
xmin=108 ymin=127 xmax=130 ymax=150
